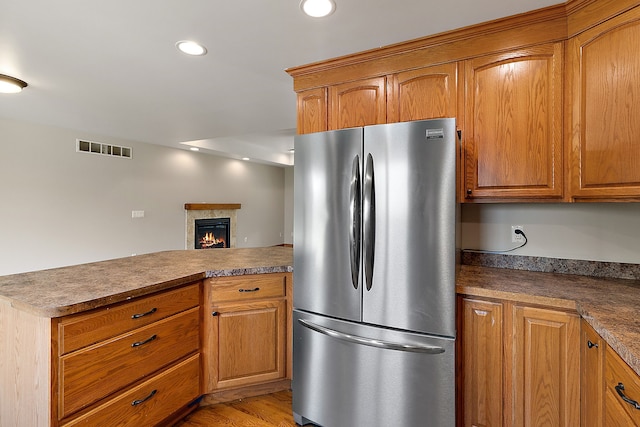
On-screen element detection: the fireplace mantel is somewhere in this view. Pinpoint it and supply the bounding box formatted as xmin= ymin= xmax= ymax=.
xmin=184 ymin=203 xmax=241 ymax=211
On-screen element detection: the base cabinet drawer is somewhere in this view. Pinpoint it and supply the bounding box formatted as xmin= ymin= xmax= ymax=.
xmin=61 ymin=354 xmax=200 ymax=426
xmin=59 ymin=307 xmax=200 ymax=418
xmin=605 ymin=345 xmax=640 ymax=425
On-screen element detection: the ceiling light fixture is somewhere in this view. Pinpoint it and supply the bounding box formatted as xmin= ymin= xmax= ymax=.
xmin=300 ymin=0 xmax=336 ymax=17
xmin=0 ymin=74 xmax=28 ymax=94
xmin=242 ymin=157 xmax=250 ymax=161
xmin=189 ymin=147 xmax=200 ymax=152
xmin=176 ymin=40 xmax=208 ymax=56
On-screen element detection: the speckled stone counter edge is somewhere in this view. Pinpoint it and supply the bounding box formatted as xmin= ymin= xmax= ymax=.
xmin=462 ymin=251 xmax=640 ymax=280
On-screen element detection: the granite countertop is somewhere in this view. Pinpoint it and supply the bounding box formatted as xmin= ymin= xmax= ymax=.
xmin=457 ymin=264 xmax=640 ymax=377
xmin=2 ymin=245 xmax=638 ymax=377
xmin=0 ymin=247 xmax=293 ymax=318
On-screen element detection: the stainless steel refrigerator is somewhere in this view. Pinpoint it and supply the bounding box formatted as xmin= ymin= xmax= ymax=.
xmin=293 ymin=118 xmax=459 ymax=427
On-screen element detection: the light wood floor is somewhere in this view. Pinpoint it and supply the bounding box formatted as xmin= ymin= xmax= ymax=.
xmin=175 ymin=390 xmax=302 ymax=427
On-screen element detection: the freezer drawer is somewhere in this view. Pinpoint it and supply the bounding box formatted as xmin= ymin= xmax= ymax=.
xmin=292 ymin=310 xmax=455 ymax=427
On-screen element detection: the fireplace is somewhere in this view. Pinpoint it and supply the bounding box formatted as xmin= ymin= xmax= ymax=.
xmin=185 ymin=203 xmax=240 ymax=249
xmin=194 ymin=218 xmax=230 ymax=249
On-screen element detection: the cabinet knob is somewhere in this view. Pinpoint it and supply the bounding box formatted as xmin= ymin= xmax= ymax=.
xmin=587 ymin=340 xmax=599 ymax=349
xmin=466 ymin=189 xmax=472 ymax=196
xmin=212 ymin=311 xmax=219 ymax=316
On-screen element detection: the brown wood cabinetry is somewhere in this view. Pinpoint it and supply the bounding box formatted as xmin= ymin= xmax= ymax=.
xmin=458 ymin=296 xmax=580 ymax=426
xmin=581 ymin=319 xmax=605 ymax=426
xmin=605 ymin=345 xmax=640 ymax=425
xmin=297 ymin=87 xmax=327 ymax=134
xmin=387 ymin=63 xmax=458 ymax=123
xmin=202 ymin=273 xmax=292 ymax=397
xmin=459 ymin=297 xmax=504 ymax=427
xmin=290 ymin=0 xmax=640 ymax=202
xmin=328 ymin=77 xmax=387 ymax=130
xmin=567 ymin=5 xmax=640 ymax=201
xmin=462 ymin=43 xmax=564 ymax=201
xmin=580 ymin=320 xmax=640 ymax=425
xmin=55 ymin=283 xmax=201 ymax=426
xmin=510 ymin=304 xmax=580 ymax=426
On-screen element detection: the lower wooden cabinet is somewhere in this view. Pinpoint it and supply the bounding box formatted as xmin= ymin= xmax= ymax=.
xmin=459 ymin=297 xmax=504 ymax=427
xmin=202 ymin=273 xmax=292 ymax=395
xmin=61 ymin=354 xmax=200 ymax=426
xmin=582 ymin=320 xmax=640 ymax=426
xmin=55 ymin=283 xmax=202 ymax=426
xmin=510 ymin=304 xmax=580 ymax=426
xmin=458 ymin=296 xmax=580 ymax=426
xmin=581 ymin=319 xmax=605 ymax=426
xmin=605 ymin=345 xmax=640 ymax=425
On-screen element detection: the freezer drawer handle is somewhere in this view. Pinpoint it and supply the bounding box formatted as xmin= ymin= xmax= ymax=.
xmin=298 ymin=319 xmax=445 ymax=354
xmin=615 ymin=383 xmax=640 ymax=410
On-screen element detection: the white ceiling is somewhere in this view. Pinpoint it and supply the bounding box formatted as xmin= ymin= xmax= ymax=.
xmin=0 ymin=0 xmax=559 ymax=166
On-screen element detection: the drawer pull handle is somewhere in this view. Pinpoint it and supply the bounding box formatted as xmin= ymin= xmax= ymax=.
xmin=131 ymin=307 xmax=157 ymax=319
xmin=131 ymin=334 xmax=157 ymax=348
xmin=587 ymin=340 xmax=599 ymax=349
xmin=239 ymin=287 xmax=260 ymax=293
xmin=131 ymin=389 xmax=157 ymax=406
xmin=615 ymin=383 xmax=640 ymax=410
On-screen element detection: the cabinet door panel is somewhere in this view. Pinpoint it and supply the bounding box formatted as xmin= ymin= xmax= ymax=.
xmin=297 ymin=87 xmax=327 ymax=134
xmin=329 ymin=77 xmax=386 ymax=129
xmin=460 ymin=298 xmax=503 ymax=427
xmin=208 ymin=299 xmax=286 ymax=391
xmin=388 ymin=63 xmax=458 ymax=123
xmin=568 ymin=7 xmax=640 ymax=200
xmin=512 ymin=305 xmax=580 ymax=426
xmin=464 ymin=43 xmax=563 ymax=200
xmin=581 ymin=319 xmax=605 ymax=427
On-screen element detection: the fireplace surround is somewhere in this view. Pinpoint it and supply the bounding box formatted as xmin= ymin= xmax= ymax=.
xmin=185 ymin=203 xmax=240 ymax=249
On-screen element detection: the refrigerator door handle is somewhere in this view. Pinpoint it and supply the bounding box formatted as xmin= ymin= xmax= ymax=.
xmin=363 ymin=153 xmax=375 ymax=291
xmin=298 ymin=319 xmax=446 ymax=354
xmin=349 ymin=155 xmax=361 ymax=290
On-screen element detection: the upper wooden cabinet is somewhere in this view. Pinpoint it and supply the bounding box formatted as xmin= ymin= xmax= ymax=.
xmin=567 ymin=5 xmax=640 ymax=201
xmin=328 ymin=77 xmax=386 ymax=130
xmin=463 ymin=43 xmax=564 ymax=201
xmin=289 ymin=0 xmax=640 ymax=202
xmin=297 ymin=87 xmax=327 ymax=134
xmin=387 ymin=63 xmax=458 ymax=123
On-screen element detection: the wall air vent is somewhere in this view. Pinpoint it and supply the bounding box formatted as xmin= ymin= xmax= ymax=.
xmin=76 ymin=139 xmax=132 ymax=159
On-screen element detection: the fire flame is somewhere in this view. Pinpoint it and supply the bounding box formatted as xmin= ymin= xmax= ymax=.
xmin=200 ymin=232 xmax=226 ymax=248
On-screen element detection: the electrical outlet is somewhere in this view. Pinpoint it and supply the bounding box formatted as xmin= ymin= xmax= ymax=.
xmin=511 ymin=225 xmax=524 ymax=243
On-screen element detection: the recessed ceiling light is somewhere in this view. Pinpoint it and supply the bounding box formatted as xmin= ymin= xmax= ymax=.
xmin=189 ymin=147 xmax=200 ymax=152
xmin=300 ymin=0 xmax=336 ymax=17
xmin=176 ymin=40 xmax=207 ymax=56
xmin=0 ymin=74 xmax=28 ymax=94
xmin=242 ymin=157 xmax=250 ymax=161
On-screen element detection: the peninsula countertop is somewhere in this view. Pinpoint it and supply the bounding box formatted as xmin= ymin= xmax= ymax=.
xmin=0 ymin=247 xmax=293 ymax=318
xmin=2 ymin=247 xmax=639 ymax=376
xmin=457 ymin=264 xmax=640 ymax=376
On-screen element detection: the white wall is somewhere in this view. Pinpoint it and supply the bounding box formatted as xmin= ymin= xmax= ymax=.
xmin=284 ymin=166 xmax=294 ymax=245
xmin=0 ymin=118 xmax=285 ymax=276
xmin=461 ymin=203 xmax=640 ymax=264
